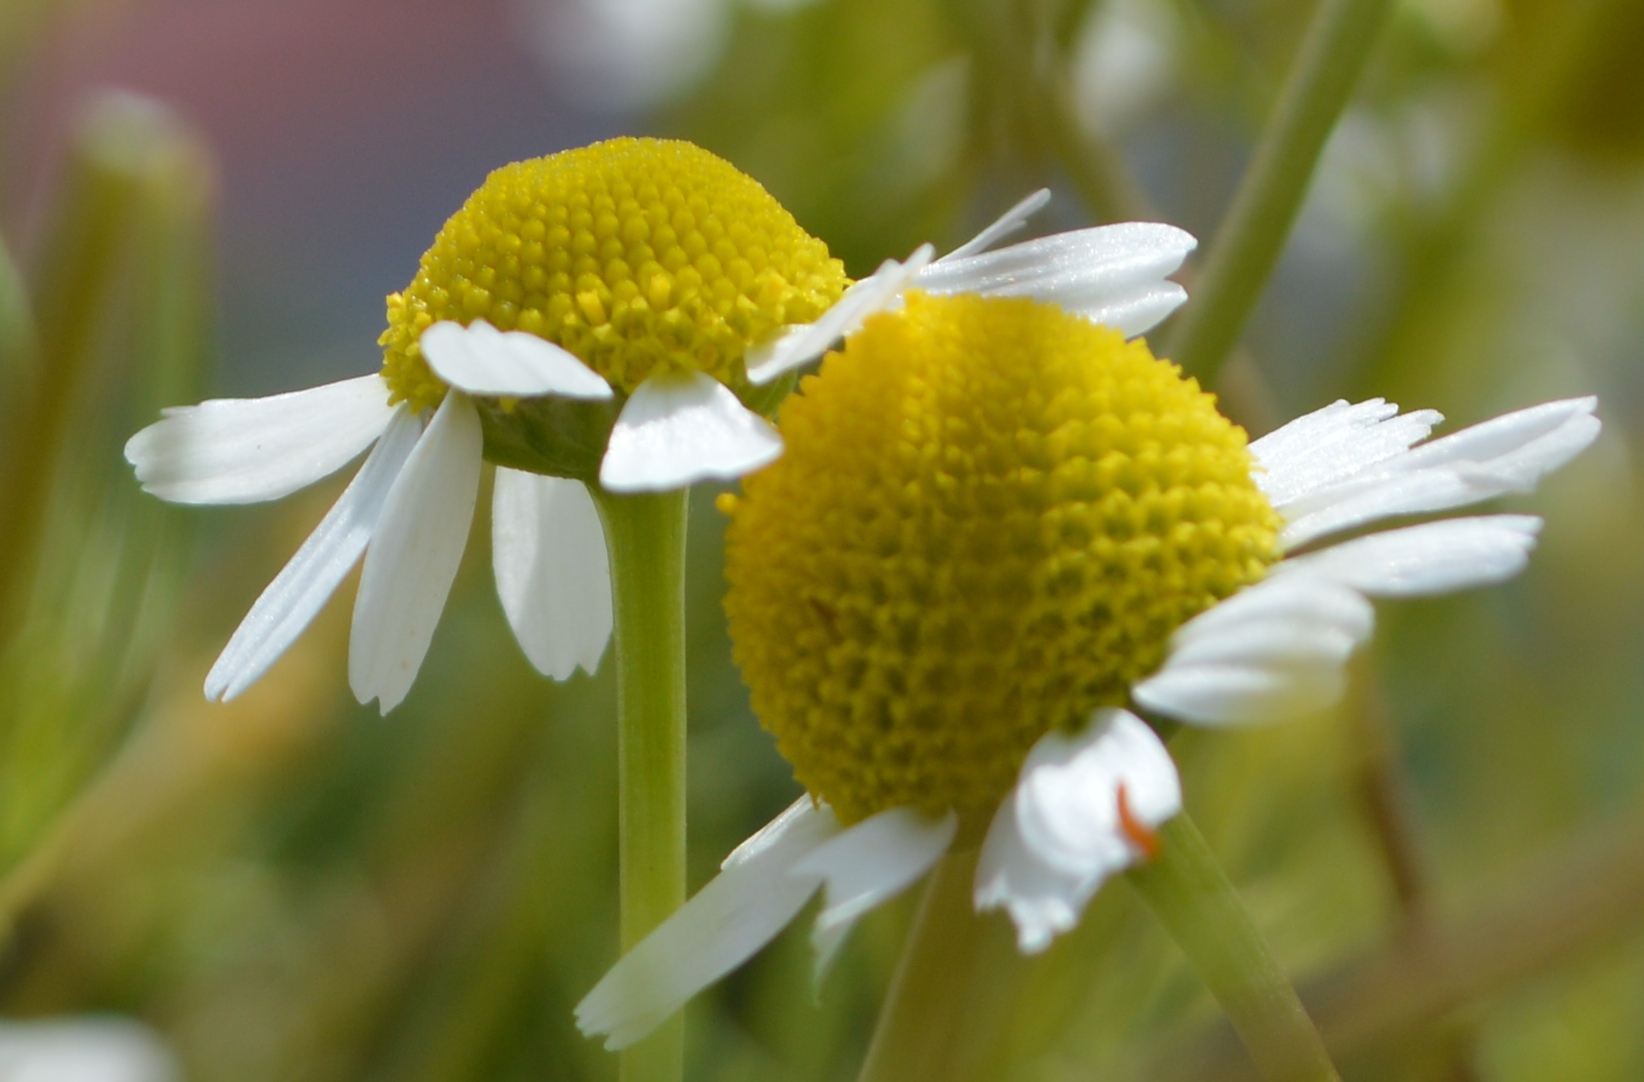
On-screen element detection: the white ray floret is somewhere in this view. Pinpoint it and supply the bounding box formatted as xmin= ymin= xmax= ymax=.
xmin=0 ymin=1016 xmax=180 ymax=1082
xmin=204 ymin=407 xmax=423 ymax=701
xmin=125 ymin=374 xmax=398 ymax=505
xmin=349 ymin=391 xmax=484 ymax=713
xmin=1274 ymin=514 xmax=1542 ymax=598
xmin=492 ymin=469 xmax=613 ymax=680
xmin=575 ymin=799 xmax=842 ymax=1051
xmin=600 ymin=370 xmax=784 ymax=492
xmin=422 ymin=319 xmax=614 ymax=399
xmin=978 ymin=709 xmax=1180 ymax=952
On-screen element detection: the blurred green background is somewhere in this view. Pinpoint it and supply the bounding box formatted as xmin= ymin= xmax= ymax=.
xmin=2 ymin=0 xmax=1643 ymax=1078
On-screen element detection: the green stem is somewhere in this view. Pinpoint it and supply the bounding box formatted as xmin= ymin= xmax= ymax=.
xmin=591 ymin=487 xmax=689 ymax=1082
xmin=1164 ymin=0 xmax=1396 ymax=385
xmin=857 ymin=847 xmax=1028 ymax=1082
xmin=1128 ymin=813 xmax=1342 ymax=1082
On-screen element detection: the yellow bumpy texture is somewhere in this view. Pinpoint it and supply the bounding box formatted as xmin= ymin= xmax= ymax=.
xmin=379 ymin=137 xmax=847 ymax=412
xmin=722 ymin=293 xmax=1282 ymax=824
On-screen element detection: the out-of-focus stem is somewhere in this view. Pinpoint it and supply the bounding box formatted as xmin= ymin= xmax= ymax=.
xmin=1164 ymin=0 xmax=1396 ymax=386
xmin=857 ymin=847 xmax=1029 ymax=1082
xmin=592 ymin=487 xmax=688 ymax=1082
xmin=1128 ymin=814 xmax=1342 ymax=1082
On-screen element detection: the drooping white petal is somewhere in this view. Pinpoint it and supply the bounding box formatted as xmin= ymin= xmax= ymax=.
xmin=125 ymin=374 xmax=396 ymax=505
xmin=914 ymin=221 xmax=1197 ymax=338
xmin=977 ymin=710 xmax=1180 ymax=953
xmin=204 ymin=407 xmax=422 ymax=701
xmin=1273 ymin=397 xmax=1600 ymax=549
xmin=349 ymin=392 xmax=483 ymax=713
xmin=1132 ymin=575 xmax=1374 ymax=726
xmin=576 ymin=798 xmax=841 ymax=1051
xmin=0 ymin=1017 xmax=180 ymax=1082
xmin=1251 ymin=398 xmax=1443 ymax=509
xmin=975 ymin=799 xmax=1090 ymax=954
xmin=743 ymin=246 xmax=936 ymax=385
xmin=1275 ymin=515 xmax=1542 ymax=598
xmin=935 ymin=189 xmax=1051 ymax=262
xmin=421 ymin=320 xmax=613 ymax=399
xmin=492 ymin=469 xmax=612 ymax=679
xmin=599 ymin=371 xmax=782 ymax=492
xmin=791 ymin=806 xmax=956 ymax=932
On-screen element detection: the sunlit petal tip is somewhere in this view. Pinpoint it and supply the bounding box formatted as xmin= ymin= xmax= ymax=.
xmin=598 ymin=372 xmax=783 ymax=492
xmin=348 ymin=393 xmax=483 ymax=712
xmin=125 ymin=374 xmax=396 ymax=505
xmin=934 ymin=188 xmax=1053 ymax=263
xmin=420 ymin=319 xmax=613 ymax=399
xmin=575 ymin=799 xmax=839 ymax=1050
xmin=492 ymin=470 xmax=613 ymax=679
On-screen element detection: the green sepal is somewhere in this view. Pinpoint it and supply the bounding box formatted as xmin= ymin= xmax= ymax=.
xmin=476 ymin=394 xmax=621 ymax=483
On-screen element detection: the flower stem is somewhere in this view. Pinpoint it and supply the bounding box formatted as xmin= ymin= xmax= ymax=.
xmin=1164 ymin=0 xmax=1395 ymax=385
xmin=591 ymin=487 xmax=689 ymax=1082
xmin=1128 ymin=813 xmax=1342 ymax=1082
xmin=856 ymin=847 xmax=1028 ymax=1082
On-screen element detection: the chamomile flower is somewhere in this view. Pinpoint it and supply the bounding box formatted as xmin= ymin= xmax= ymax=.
xmin=575 ymin=292 xmax=1598 ymax=1049
xmin=127 ymin=137 xmax=1195 ymax=713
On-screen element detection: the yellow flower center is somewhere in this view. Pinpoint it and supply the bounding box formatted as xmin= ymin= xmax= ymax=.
xmin=378 ymin=137 xmax=848 ymax=412
xmin=720 ymin=293 xmax=1282 ymax=824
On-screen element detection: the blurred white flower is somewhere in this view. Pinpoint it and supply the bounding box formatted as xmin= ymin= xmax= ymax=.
xmin=0 ymin=1018 xmax=179 ymax=1082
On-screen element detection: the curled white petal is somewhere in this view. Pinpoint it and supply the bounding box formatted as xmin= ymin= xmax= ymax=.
xmin=1276 ymin=515 xmax=1542 ymax=598
xmin=0 ymin=1016 xmax=180 ymax=1082
xmin=599 ymin=371 xmax=782 ymax=492
xmin=205 ymin=406 xmax=422 ymax=701
xmin=349 ymin=392 xmax=483 ymax=713
xmin=743 ymin=246 xmax=936 ymax=385
xmin=125 ymin=374 xmax=396 ymax=505
xmin=1251 ymin=398 xmax=1443 ymax=509
xmin=492 ymin=470 xmax=612 ymax=680
xmin=977 ymin=710 xmax=1179 ymax=953
xmin=421 ymin=320 xmax=613 ymax=399
xmin=935 ymin=188 xmax=1051 ymax=262
xmin=576 ymin=798 xmax=840 ymax=1051
xmin=1133 ymin=575 xmax=1374 ymax=726
xmin=915 ymin=221 xmax=1197 ymax=338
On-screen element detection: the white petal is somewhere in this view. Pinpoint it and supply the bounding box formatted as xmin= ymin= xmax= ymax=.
xmin=1132 ymin=575 xmax=1374 ymax=726
xmin=974 ymin=798 xmax=1089 ymax=953
xmin=599 ymin=372 xmax=782 ymax=492
xmin=1251 ymin=398 xmax=1443 ymax=509
xmin=1275 ymin=515 xmax=1542 ymax=597
xmin=576 ymin=799 xmax=841 ymax=1051
xmin=204 ymin=407 xmax=422 ymax=701
xmin=125 ymin=374 xmax=396 ymax=505
xmin=0 ymin=1017 xmax=180 ymax=1082
xmin=743 ymin=246 xmax=936 ymax=385
xmin=349 ymin=392 xmax=482 ymax=712
xmin=935 ymin=189 xmax=1051 ymax=262
xmin=978 ymin=710 xmax=1180 ymax=953
xmin=1274 ymin=397 xmax=1600 ymax=549
xmin=791 ymin=806 xmax=956 ymax=932
xmin=1013 ymin=710 xmax=1181 ymax=873
xmin=492 ymin=470 xmax=612 ymax=679
xmin=914 ymin=221 xmax=1197 ymax=338
xmin=421 ymin=320 xmax=613 ymax=399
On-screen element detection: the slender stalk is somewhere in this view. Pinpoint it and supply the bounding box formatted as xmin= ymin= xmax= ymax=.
xmin=1164 ymin=0 xmax=1396 ymax=385
xmin=591 ymin=488 xmax=689 ymax=1082
xmin=1128 ymin=813 xmax=1342 ymax=1082
xmin=857 ymin=847 xmax=1028 ymax=1082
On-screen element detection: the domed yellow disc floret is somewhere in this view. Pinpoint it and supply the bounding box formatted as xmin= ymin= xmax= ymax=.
xmin=721 ymin=293 xmax=1282 ymax=825
xmin=379 ymin=137 xmax=847 ymax=412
